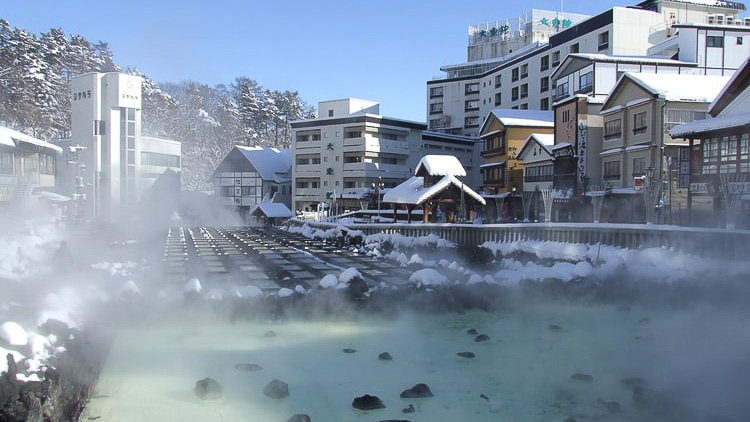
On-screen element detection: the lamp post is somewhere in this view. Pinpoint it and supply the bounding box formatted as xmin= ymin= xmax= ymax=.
xmin=372 ymin=176 xmax=384 ymax=221
xmin=646 ymin=166 xmax=655 ymax=224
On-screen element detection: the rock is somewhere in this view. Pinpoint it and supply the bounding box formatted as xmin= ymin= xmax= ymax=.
xmin=234 ymin=363 xmax=263 ymax=372
xmin=473 ymin=334 xmax=490 ymax=342
xmin=352 ymin=394 xmax=385 ymax=410
xmin=263 ymin=379 xmax=289 ymax=399
xmin=466 ymin=328 xmax=478 ymax=335
xmin=342 ymin=348 xmax=357 ymax=354
xmin=400 ymin=383 xmax=433 ymax=398
xmin=480 ymin=393 xmax=489 ymax=401
xmin=570 ymin=373 xmax=594 ymax=383
xmin=287 ymin=414 xmax=311 ymax=422
xmin=456 ymin=351 xmax=475 ymax=358
xmin=596 ymin=398 xmax=621 ymax=412
xmin=194 ymin=377 xmax=223 ymax=400
xmin=548 ymin=324 xmax=563 ymax=332
xmin=378 ymin=352 xmax=392 ymax=360
xmin=264 ymin=330 xmax=277 ymax=338
xmin=402 ymin=404 xmax=415 ymax=413
xmin=346 ymin=277 xmax=370 ymax=299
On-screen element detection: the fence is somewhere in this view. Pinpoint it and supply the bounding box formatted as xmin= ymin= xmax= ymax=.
xmin=288 ymin=220 xmax=750 ymax=259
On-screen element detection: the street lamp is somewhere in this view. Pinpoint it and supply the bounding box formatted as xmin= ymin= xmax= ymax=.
xmin=646 ymin=166 xmax=655 ymax=224
xmin=372 ymin=177 xmax=384 ymax=221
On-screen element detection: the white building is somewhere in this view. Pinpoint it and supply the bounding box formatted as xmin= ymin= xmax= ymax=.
xmin=0 ymin=125 xmax=62 ymax=204
xmin=427 ymin=0 xmax=749 ymax=137
xmin=70 ymin=72 xmax=181 ymax=221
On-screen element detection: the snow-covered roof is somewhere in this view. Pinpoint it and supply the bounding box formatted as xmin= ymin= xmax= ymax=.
xmin=480 ymin=161 xmax=505 ymax=168
xmin=235 ymin=146 xmax=292 ymax=183
xmin=709 ymin=57 xmax=750 ymax=116
xmin=622 ymin=72 xmax=730 ymax=103
xmin=517 ymin=133 xmax=555 ymax=159
xmin=0 ymin=125 xmax=63 ymax=153
xmin=635 ymin=0 xmax=746 ymax=11
xmin=487 ymin=109 xmax=554 ymax=128
xmin=253 ymin=202 xmax=293 ymax=218
xmin=383 ymin=175 xmax=485 ymax=206
xmin=415 ymin=155 xmax=466 ymax=177
xmin=670 ymin=112 xmax=750 ymax=137
xmin=551 ymin=142 xmax=573 ymax=151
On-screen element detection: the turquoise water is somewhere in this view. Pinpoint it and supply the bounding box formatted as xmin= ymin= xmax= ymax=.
xmin=83 ymin=302 xmax=749 ymax=421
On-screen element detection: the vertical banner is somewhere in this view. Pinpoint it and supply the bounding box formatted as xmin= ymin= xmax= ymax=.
xmin=577 ymin=120 xmax=587 ymax=182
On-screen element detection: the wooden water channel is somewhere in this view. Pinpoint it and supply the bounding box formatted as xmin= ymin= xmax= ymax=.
xmin=162 ymin=226 xmax=413 ymax=290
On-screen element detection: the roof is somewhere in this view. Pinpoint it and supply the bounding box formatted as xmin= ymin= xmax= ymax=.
xmin=216 ymin=146 xmax=291 ymax=183
xmin=480 ymin=109 xmax=554 ymax=135
xmin=635 ymin=0 xmax=746 ymax=11
xmin=383 ymin=175 xmax=486 ymax=206
xmin=0 ymin=125 xmax=63 ymax=153
xmin=252 ymin=202 xmax=293 ymax=218
xmin=669 ymin=111 xmax=750 ymax=137
xmin=709 ymin=57 xmax=750 ymax=116
xmin=517 ymin=133 xmax=555 ymax=159
xmin=551 ymin=53 xmax=697 ymax=81
xmin=415 ymin=155 xmax=466 ymax=177
xmin=614 ymin=72 xmax=729 ymax=107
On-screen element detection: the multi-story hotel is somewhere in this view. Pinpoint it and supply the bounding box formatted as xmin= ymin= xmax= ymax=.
xmin=427 ymin=0 xmax=749 ymax=138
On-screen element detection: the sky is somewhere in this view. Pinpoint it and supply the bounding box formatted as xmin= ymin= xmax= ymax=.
xmin=5 ymin=0 xmax=642 ymax=121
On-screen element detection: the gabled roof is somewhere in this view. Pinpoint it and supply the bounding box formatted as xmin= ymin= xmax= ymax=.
xmin=383 ymin=175 xmax=485 ymax=206
xmin=252 ymin=202 xmax=293 ymax=218
xmin=550 ymin=53 xmax=697 ymax=81
xmin=414 ymin=155 xmax=466 ymax=177
xmin=601 ymin=72 xmax=729 ymax=110
xmin=212 ymin=146 xmax=291 ymax=183
xmin=709 ymin=57 xmax=750 ymax=117
xmin=479 ymin=109 xmax=554 ymax=135
xmin=0 ymin=125 xmax=63 ymax=153
xmin=517 ymin=133 xmax=555 ymax=161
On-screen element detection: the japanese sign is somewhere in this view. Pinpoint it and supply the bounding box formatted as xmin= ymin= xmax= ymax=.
xmin=577 ymin=120 xmax=587 ymax=182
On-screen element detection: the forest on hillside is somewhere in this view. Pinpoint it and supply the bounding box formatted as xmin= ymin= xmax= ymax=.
xmin=0 ymin=19 xmax=316 ymax=190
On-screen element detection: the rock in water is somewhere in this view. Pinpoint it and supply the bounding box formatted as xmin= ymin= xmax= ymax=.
xmin=234 ymin=363 xmax=263 ymax=372
xmin=264 ymin=379 xmax=289 ymax=399
xmin=378 ymin=352 xmax=393 ymax=360
xmin=548 ymin=324 xmax=563 ymax=332
xmin=400 ymin=383 xmax=433 ymax=398
xmin=287 ymin=414 xmax=311 ymax=422
xmin=264 ymin=330 xmax=277 ymax=338
xmin=570 ymin=373 xmax=594 ymax=383
xmin=194 ymin=377 xmax=223 ymax=400
xmin=402 ymin=404 xmax=415 ymax=413
xmin=474 ymin=334 xmax=490 ymax=342
xmin=596 ymin=398 xmax=621 ymax=412
xmin=352 ymin=394 xmax=385 ymax=410
xmin=466 ymin=328 xmax=478 ymax=335
xmin=456 ymin=351 xmax=475 ymax=358
xmin=342 ymin=348 xmax=357 ymax=354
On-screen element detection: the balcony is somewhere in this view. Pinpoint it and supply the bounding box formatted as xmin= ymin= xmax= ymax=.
xmin=575 ymin=84 xmax=593 ymax=95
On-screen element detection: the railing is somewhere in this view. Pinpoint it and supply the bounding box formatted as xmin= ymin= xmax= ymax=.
xmin=288 ymin=220 xmax=750 ymax=259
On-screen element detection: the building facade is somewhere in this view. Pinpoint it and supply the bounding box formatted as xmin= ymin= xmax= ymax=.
xmin=0 ymin=125 xmax=61 ymax=204
xmin=427 ymin=0 xmax=748 ymax=138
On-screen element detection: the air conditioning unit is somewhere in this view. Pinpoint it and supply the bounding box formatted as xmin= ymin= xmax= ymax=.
xmin=708 ymin=15 xmax=715 ymax=25
xmin=744 ymin=17 xmax=750 ymax=26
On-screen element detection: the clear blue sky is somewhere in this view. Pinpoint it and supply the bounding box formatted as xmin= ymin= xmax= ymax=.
xmin=5 ymin=0 xmax=647 ymax=121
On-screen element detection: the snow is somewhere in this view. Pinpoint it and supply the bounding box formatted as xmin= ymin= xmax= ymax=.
xmin=120 ymin=280 xmax=142 ymax=297
xmin=318 ymin=274 xmax=338 ymax=289
xmin=622 ymin=72 xmax=730 ymax=103
xmin=184 ymin=278 xmax=202 ymax=294
xmin=0 ymin=347 xmax=25 ymax=374
xmin=1 ymin=321 xmax=28 ymax=346
xmin=670 ymin=112 xmax=750 ymax=137
xmin=254 ymin=202 xmax=293 ymax=218
xmin=488 ymin=109 xmax=554 ymax=128
xmin=415 ymin=155 xmax=467 ymax=177
xmin=409 ymin=268 xmax=449 ymax=288
xmin=0 ymin=124 xmax=63 ymax=153
xmin=339 ymin=267 xmax=363 ymax=283
xmin=232 ymin=284 xmax=263 ymax=298
xmin=382 ymin=174 xmax=486 ymax=205
xmin=278 ymin=288 xmax=294 ymax=297
xmin=233 ymin=146 xmax=292 ymax=184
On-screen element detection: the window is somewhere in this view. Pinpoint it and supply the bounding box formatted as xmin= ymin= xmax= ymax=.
xmin=465 ymin=82 xmax=480 ymax=94
xmin=296 ymin=134 xmax=308 ymax=143
xmin=540 ymin=77 xmax=549 ymax=92
xmin=720 ymin=135 xmax=737 ymax=162
xmin=520 ymin=64 xmax=528 ymax=79
xmin=429 ymin=118 xmax=442 ymax=129
xmin=604 ymin=118 xmax=622 ymax=140
xmin=430 ymin=86 xmax=444 ymax=98
xmin=603 ymin=160 xmax=621 ymax=180
xmin=512 ymin=68 xmax=519 ymax=82
xmin=562 ymin=109 xmax=571 ymax=123
xmin=666 ymin=109 xmax=707 ymax=131
xmin=555 ymin=81 xmax=569 ymax=99
xmin=344 ymin=155 xmax=362 ymax=163
xmin=141 ymin=152 xmax=180 ymax=167
xmin=702 ymin=137 xmax=720 ymax=174
xmin=578 ymin=72 xmax=593 ymax=94
xmin=552 ymin=51 xmax=560 ymax=67
xmin=738 ymin=37 xmax=744 ymax=45
xmin=598 ymin=31 xmax=609 ymax=51
xmin=707 ymin=36 xmax=723 ymax=48
xmin=524 ymin=165 xmax=553 ymax=182
xmin=495 ymin=74 xmax=502 ymax=86
xmin=494 ymin=92 xmax=502 ymax=106
xmin=328 ymin=110 xmax=334 ymax=117
xmin=570 ymin=43 xmax=579 ymax=53
xmin=540 ymin=98 xmax=549 ymax=110
xmin=632 ymin=157 xmax=646 ymax=176
xmin=39 ymin=153 xmax=55 ymax=175
xmin=520 ymin=103 xmax=528 ymax=110
xmin=429 ymin=103 xmax=443 ymax=114
xmin=465 ymin=99 xmax=479 ymax=111
xmin=520 ymin=83 xmax=528 ymax=99
xmin=465 ymin=116 xmax=480 ymax=127
xmin=633 ymin=111 xmax=648 ymax=135
xmin=540 ymin=55 xmax=549 ymax=71
xmin=344 ymin=130 xmax=362 ymax=138
xmin=512 ymin=87 xmax=519 ymax=101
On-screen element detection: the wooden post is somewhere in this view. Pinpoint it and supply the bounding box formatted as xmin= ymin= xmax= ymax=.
xmin=423 ymin=203 xmax=429 ymax=223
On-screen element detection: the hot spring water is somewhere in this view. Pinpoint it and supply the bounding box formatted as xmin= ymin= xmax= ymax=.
xmin=82 ymin=301 xmax=749 ymax=421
